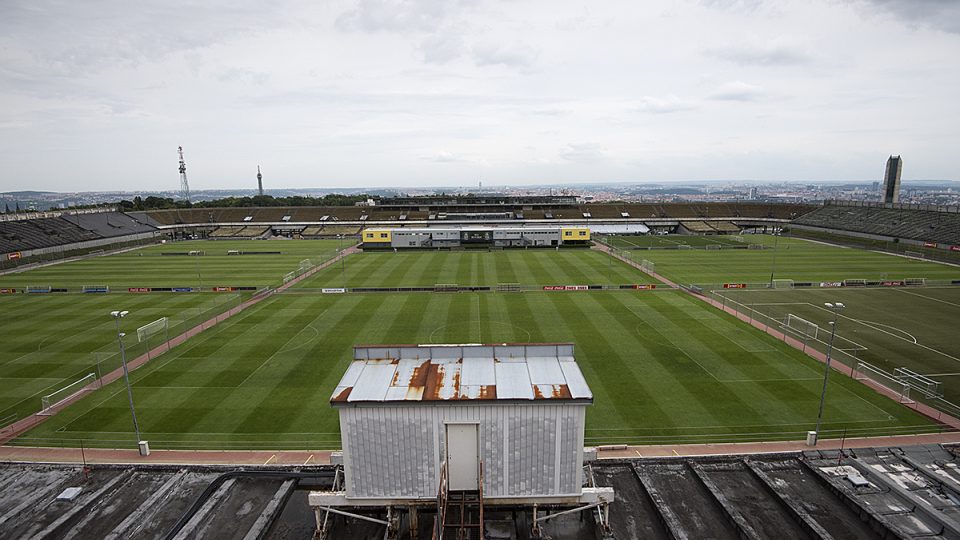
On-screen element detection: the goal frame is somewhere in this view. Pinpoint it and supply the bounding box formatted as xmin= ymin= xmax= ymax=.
xmin=39 ymin=373 xmax=97 ymax=415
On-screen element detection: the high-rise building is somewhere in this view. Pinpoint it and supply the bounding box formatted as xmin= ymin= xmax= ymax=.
xmin=882 ymin=155 xmax=902 ymax=204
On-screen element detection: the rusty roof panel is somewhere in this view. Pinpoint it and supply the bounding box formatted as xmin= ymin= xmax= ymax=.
xmin=333 ymin=344 xmax=592 ymax=404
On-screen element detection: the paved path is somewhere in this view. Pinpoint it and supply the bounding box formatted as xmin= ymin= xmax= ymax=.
xmin=0 ymin=245 xmax=360 ymax=446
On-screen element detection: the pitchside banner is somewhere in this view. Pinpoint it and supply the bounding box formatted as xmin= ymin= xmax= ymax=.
xmin=924 ymin=242 xmax=937 ymax=248
xmin=820 ymin=282 xmax=842 ymax=288
xmin=952 ymin=246 xmax=960 ymax=252
xmin=7 ymin=252 xmax=22 ymax=260
xmin=723 ymin=283 xmax=747 ymax=289
xmin=128 ymin=287 xmax=151 ymax=293
xmin=0 ymin=288 xmax=16 ymax=294
xmin=543 ymin=285 xmax=589 ymax=291
xmin=881 ymin=280 xmax=906 ymax=287
xmin=322 ymin=288 xmax=346 ymax=294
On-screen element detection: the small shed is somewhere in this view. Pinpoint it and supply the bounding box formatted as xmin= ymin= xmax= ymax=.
xmin=330 ymin=343 xmax=593 ymax=503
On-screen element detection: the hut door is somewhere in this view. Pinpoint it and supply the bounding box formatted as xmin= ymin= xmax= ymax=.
xmin=445 ymin=423 xmax=479 ymax=491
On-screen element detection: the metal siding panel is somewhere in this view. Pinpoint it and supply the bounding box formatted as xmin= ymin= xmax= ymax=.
xmin=495 ymin=363 xmax=534 ymax=399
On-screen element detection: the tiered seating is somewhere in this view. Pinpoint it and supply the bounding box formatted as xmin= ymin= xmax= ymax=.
xmin=321 ymin=225 xmax=361 ymax=235
xmin=300 ymin=225 xmax=324 ymax=236
xmin=795 ymin=205 xmax=960 ymax=244
xmin=236 ymin=226 xmax=269 ymax=237
xmin=681 ymin=221 xmax=715 ymax=233
xmin=709 ymin=221 xmax=741 ymax=233
xmin=209 ymin=226 xmax=245 ymax=237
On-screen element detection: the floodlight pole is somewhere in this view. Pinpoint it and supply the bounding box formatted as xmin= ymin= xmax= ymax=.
xmin=195 ymin=255 xmax=203 ymax=291
xmin=112 ymin=311 xmax=142 ymax=444
xmin=768 ymin=229 xmax=780 ymax=288
xmin=813 ymin=302 xmax=845 ymax=444
xmin=338 ymin=234 xmax=346 ymax=288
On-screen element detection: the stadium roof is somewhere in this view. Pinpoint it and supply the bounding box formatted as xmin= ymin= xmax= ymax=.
xmin=331 ymin=343 xmax=593 ymax=404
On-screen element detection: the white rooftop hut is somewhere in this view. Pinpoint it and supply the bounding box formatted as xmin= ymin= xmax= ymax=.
xmin=329 ymin=343 xmax=595 ymax=504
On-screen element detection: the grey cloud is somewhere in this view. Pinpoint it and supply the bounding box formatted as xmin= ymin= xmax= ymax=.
xmin=560 ymin=143 xmax=605 ymax=162
xmin=708 ymin=81 xmax=765 ymax=101
xmin=420 ymin=33 xmax=466 ymax=64
xmin=423 ymin=152 xmax=470 ymax=163
xmin=858 ymin=0 xmax=960 ymax=34
xmin=335 ymin=0 xmax=460 ymax=33
xmin=698 ymin=0 xmax=764 ymax=12
xmin=706 ymin=40 xmax=811 ymax=66
xmin=471 ymin=42 xmax=539 ymax=69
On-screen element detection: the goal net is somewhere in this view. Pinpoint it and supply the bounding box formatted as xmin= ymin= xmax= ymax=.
xmin=843 ymin=279 xmax=867 ymax=287
xmin=496 ymin=283 xmax=521 ymax=292
xmin=855 ymin=362 xmax=912 ymax=403
xmin=905 ymin=277 xmax=926 ymax=286
xmin=705 ymin=244 xmax=721 ymax=250
xmin=137 ymin=317 xmax=168 ymax=343
xmin=904 ymin=250 xmax=924 ymax=259
xmin=26 ymin=285 xmax=52 ymax=293
xmin=783 ymin=314 xmax=819 ymax=340
xmin=283 ymin=270 xmax=297 ymax=284
xmin=40 ymin=373 xmax=96 ymax=415
xmin=894 ymin=367 xmax=943 ymax=398
xmin=300 ymin=259 xmax=313 ymax=271
xmin=772 ymin=279 xmax=794 ymax=289
xmin=640 ymin=260 xmax=655 ymax=273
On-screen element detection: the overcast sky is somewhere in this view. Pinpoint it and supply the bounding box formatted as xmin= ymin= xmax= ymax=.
xmin=1 ymin=0 xmax=958 ymax=192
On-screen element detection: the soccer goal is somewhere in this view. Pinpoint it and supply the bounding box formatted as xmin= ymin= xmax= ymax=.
xmin=40 ymin=373 xmax=96 ymax=415
xmin=894 ymin=367 xmax=943 ymax=398
xmin=434 ymin=283 xmax=459 ymax=293
xmin=772 ymin=279 xmax=794 ymax=289
xmin=283 ymin=270 xmax=297 ymax=284
xmin=26 ymin=285 xmax=52 ymax=294
xmin=496 ymin=283 xmax=522 ymax=292
xmin=640 ymin=260 xmax=655 ymax=273
xmin=856 ymin=362 xmax=912 ymax=403
xmin=783 ymin=314 xmax=819 ymax=340
xmin=843 ymin=279 xmax=867 ymax=287
xmin=300 ymin=259 xmax=313 ymax=271
xmin=705 ymin=244 xmax=722 ymax=250
xmin=137 ymin=317 xmax=168 ymax=343
xmin=905 ymin=277 xmax=926 ymax=286
xmin=904 ymin=250 xmax=924 ymax=259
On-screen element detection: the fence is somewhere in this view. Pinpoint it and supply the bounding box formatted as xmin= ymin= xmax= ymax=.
xmin=709 ymin=289 xmax=960 ymax=425
xmin=0 ymin=293 xmax=247 ymax=426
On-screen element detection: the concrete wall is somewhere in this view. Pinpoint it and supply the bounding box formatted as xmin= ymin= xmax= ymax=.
xmin=339 ymin=402 xmax=586 ymax=500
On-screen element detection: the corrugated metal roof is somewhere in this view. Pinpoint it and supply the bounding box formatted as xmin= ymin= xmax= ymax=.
xmin=330 ymin=343 xmax=592 ymax=404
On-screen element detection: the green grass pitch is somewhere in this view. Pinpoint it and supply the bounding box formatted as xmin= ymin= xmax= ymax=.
xmin=714 ymin=286 xmax=960 ymax=404
xmin=3 ymin=242 xmax=954 ymax=449
xmin=606 ymin=234 xmax=960 ymax=285
xmin=0 ymin=239 xmax=347 ymax=290
xmin=296 ymin=248 xmax=658 ymax=289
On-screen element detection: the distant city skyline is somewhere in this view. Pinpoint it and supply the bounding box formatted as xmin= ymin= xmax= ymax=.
xmin=1 ymin=0 xmax=959 ymax=192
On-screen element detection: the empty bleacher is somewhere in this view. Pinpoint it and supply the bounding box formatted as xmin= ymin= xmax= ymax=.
xmin=0 ymin=213 xmax=146 ymax=254
xmin=795 ymin=204 xmax=960 ymax=244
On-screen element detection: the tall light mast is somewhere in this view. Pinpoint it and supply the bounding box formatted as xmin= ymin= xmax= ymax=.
xmin=178 ymin=146 xmax=191 ymax=201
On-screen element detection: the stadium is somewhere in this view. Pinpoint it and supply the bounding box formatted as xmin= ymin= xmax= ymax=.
xmin=1 ymin=195 xmax=960 ymax=539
